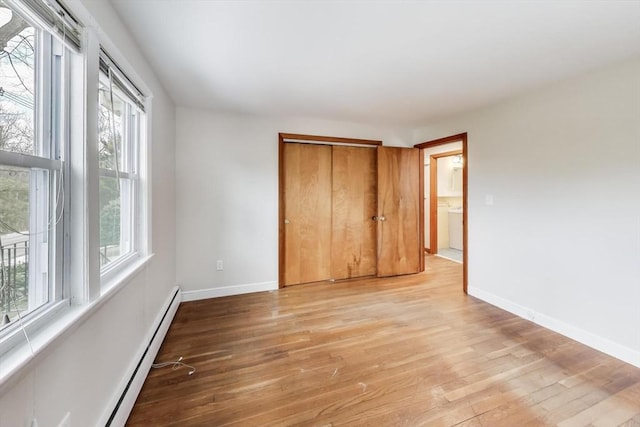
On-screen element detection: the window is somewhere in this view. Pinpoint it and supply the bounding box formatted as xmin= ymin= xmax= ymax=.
xmin=0 ymin=0 xmax=149 ymax=368
xmin=0 ymin=2 xmax=66 ymax=338
xmin=98 ymin=59 xmax=144 ymax=276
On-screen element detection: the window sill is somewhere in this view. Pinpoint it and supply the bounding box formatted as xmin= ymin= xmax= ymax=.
xmin=101 ymin=253 xmax=154 ymax=298
xmin=0 ymin=253 xmax=154 ymax=393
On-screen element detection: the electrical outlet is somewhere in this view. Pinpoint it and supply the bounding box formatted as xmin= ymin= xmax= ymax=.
xmin=216 ymin=260 xmax=223 ymax=271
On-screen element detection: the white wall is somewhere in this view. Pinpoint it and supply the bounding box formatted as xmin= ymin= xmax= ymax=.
xmin=0 ymin=0 xmax=177 ymax=425
xmin=414 ymin=58 xmax=640 ymax=366
xmin=176 ymin=108 xmax=413 ymax=297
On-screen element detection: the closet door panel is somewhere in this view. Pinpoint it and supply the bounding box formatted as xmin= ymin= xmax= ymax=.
xmin=331 ymin=146 xmax=377 ymax=280
xmin=283 ymin=143 xmax=332 ymax=285
xmin=377 ymin=146 xmax=421 ymax=277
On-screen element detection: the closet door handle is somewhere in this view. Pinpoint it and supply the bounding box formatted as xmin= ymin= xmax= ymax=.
xmin=372 ymin=216 xmax=386 ymax=221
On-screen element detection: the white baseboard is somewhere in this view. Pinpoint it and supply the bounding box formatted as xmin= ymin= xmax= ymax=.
xmin=181 ymin=281 xmax=278 ymax=301
xmin=102 ymin=286 xmax=182 ymax=426
xmin=468 ymin=286 xmax=640 ymax=368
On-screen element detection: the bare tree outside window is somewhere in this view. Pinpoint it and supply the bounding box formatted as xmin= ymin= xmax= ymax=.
xmin=98 ymin=84 xmax=125 ymax=266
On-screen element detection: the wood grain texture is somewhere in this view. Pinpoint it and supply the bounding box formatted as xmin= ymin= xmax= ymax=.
xmin=429 ymin=152 xmax=438 ymax=255
xmin=331 ymin=146 xmax=377 ymax=280
xmin=283 ymin=143 xmax=332 ymax=285
xmin=419 ymin=149 xmax=425 ymax=272
xmin=461 ymin=136 xmax=468 ymax=294
xmin=414 ymin=132 xmax=468 ymax=149
xmin=280 ymin=132 xmax=382 ymax=146
xmin=127 ymin=256 xmax=640 ymax=426
xmin=377 ymin=146 xmax=421 ymax=277
xmin=278 ymin=133 xmax=285 ymax=287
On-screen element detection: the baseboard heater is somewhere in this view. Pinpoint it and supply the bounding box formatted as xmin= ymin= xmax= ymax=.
xmin=105 ymin=286 xmax=182 ymax=426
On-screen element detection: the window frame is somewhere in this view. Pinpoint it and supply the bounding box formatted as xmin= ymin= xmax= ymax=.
xmin=0 ymin=0 xmax=152 ymax=381
xmin=97 ymin=70 xmax=144 ymax=284
xmin=0 ymin=9 xmax=69 ymax=355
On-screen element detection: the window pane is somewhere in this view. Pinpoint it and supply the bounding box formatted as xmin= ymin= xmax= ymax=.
xmin=99 ymin=176 xmax=132 ymax=268
xmin=99 ymin=72 xmax=139 ymax=274
xmin=0 ymin=166 xmax=49 ymax=331
xmin=99 ymin=175 xmax=119 ymax=267
xmin=0 ymin=8 xmax=35 ymax=155
xmin=98 ymin=83 xmax=126 ymax=171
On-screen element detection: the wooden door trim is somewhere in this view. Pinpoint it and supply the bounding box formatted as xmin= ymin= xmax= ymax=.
xmin=419 ymin=149 xmax=425 ymax=272
xmin=278 ymin=133 xmax=286 ymax=288
xmin=280 ymin=133 xmax=382 ymax=146
xmin=415 ymin=133 xmax=467 ymax=149
xmin=414 ymin=133 xmax=468 ymax=294
xmin=429 ymin=154 xmax=437 ymax=255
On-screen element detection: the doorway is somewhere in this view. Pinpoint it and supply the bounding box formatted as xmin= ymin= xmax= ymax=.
xmin=414 ymin=133 xmax=468 ymax=293
xmin=429 ymin=149 xmax=463 ymax=259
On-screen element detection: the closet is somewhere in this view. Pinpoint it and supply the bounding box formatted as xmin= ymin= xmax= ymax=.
xmin=280 ymin=134 xmax=421 ymax=287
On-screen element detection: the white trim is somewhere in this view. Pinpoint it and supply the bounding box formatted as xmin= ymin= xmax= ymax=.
xmin=101 ymin=286 xmax=181 ymax=427
xmin=468 ymin=286 xmax=640 ymax=368
xmin=100 ymin=254 xmax=154 ymax=299
xmin=181 ymin=281 xmax=278 ymax=302
xmin=0 ymin=299 xmax=67 ymax=358
xmin=78 ymin=27 xmax=101 ymax=304
xmin=63 ymin=0 xmax=152 ymax=97
xmin=0 ymin=255 xmax=154 ymax=392
xmin=99 ymin=169 xmax=134 ymax=179
xmin=0 ymin=151 xmax=62 ymax=170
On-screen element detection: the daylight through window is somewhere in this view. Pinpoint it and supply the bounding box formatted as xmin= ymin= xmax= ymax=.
xmin=0 ymin=1 xmax=65 ymax=335
xmin=98 ymin=69 xmax=142 ymax=273
xmin=0 ymin=0 xmax=149 ymax=363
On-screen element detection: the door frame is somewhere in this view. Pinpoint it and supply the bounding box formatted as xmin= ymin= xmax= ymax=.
xmin=414 ymin=133 xmax=468 ymax=293
xmin=278 ymin=133 xmax=382 ymax=288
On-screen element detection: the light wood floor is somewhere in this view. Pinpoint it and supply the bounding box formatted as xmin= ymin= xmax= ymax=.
xmin=127 ymin=256 xmax=640 ymax=426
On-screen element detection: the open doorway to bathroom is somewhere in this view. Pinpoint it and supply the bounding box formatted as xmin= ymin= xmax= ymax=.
xmin=415 ymin=133 xmax=468 ymax=293
xmin=431 ymin=150 xmax=463 ymax=261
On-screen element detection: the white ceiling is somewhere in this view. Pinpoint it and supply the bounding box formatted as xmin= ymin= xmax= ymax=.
xmin=109 ymin=0 xmax=640 ymax=126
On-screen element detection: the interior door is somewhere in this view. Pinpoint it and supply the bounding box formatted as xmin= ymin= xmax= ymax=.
xmin=283 ymin=143 xmax=332 ymax=285
xmin=331 ymin=146 xmax=377 ymax=280
xmin=377 ymin=146 xmax=421 ymax=277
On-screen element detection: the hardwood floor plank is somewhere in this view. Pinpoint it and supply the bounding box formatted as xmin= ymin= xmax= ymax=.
xmin=127 ymin=256 xmax=640 ymax=426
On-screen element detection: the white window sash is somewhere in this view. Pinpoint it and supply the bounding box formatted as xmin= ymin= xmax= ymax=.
xmin=98 ymin=169 xmax=136 ymax=180
xmin=0 ymin=151 xmax=62 ymax=170
xmin=0 ymin=2 xmax=67 ymax=354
